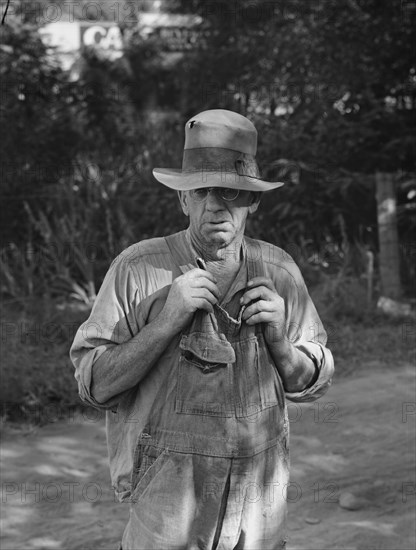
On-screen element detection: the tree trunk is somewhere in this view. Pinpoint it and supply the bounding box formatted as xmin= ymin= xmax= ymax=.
xmin=375 ymin=172 xmax=401 ymax=299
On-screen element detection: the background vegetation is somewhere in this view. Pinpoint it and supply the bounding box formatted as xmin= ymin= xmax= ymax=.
xmin=1 ymin=0 xmax=415 ymax=423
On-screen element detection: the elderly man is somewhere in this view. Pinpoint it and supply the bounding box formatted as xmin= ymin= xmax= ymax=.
xmin=70 ymin=109 xmax=334 ymax=549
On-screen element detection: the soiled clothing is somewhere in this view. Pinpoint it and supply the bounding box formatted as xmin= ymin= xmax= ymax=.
xmin=121 ymin=443 xmax=289 ymax=549
xmin=70 ymin=230 xmax=334 ymax=548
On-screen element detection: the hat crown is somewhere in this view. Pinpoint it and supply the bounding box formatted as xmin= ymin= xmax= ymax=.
xmin=152 ymin=108 xmax=285 ymax=192
xmin=184 ymin=109 xmax=257 ymax=155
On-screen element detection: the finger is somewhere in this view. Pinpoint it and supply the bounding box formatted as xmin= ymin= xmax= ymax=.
xmin=195 ymin=298 xmax=214 ymax=313
xmin=191 ymin=278 xmax=220 ymax=300
xmin=245 ymin=311 xmax=275 ymax=325
xmin=240 ymin=285 xmax=274 ymax=306
xmin=242 ymin=299 xmax=275 ymax=321
xmin=192 ymin=287 xmax=218 ymax=306
xmin=246 ymin=276 xmax=276 ymax=291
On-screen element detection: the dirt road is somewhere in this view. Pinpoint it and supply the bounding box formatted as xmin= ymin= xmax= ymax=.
xmin=1 ymin=362 xmax=415 ymax=549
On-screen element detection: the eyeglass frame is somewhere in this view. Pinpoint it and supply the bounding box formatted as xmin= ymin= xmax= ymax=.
xmin=189 ymin=187 xmax=244 ymax=202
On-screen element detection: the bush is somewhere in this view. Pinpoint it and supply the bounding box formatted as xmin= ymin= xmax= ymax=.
xmin=0 ymin=300 xmax=91 ymax=424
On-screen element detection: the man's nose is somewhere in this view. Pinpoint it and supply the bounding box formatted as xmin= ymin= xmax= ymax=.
xmin=205 ymin=189 xmax=225 ymax=210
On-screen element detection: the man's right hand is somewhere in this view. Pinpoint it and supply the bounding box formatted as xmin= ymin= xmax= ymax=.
xmin=160 ymin=268 xmax=220 ymax=332
xmin=91 ymin=268 xmax=219 ymax=404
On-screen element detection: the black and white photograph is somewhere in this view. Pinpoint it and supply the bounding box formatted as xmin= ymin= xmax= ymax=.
xmin=1 ymin=1 xmax=415 ymax=549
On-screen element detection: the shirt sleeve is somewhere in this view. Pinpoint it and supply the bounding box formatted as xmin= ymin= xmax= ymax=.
xmin=282 ymin=264 xmax=335 ymax=403
xmin=70 ymin=255 xmax=141 ymax=410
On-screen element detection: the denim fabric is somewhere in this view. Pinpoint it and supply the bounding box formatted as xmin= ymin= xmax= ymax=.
xmin=70 ymin=230 xmax=334 ymax=545
xmin=121 ymin=443 xmax=288 ymax=549
xmin=119 ymin=240 xmax=291 ymax=548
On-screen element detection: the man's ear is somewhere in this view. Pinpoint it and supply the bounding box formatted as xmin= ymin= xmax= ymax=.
xmin=248 ymin=192 xmax=262 ymax=214
xmin=178 ymin=191 xmax=189 ymax=216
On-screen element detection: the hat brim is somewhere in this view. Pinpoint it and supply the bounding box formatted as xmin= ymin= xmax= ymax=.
xmin=153 ymin=168 xmax=285 ymax=192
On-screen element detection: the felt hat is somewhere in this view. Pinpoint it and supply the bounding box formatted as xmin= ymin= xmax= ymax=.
xmin=153 ymin=109 xmax=284 ymax=192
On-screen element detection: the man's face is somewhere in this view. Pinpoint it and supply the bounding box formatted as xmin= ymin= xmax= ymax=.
xmin=178 ymin=188 xmax=260 ymax=251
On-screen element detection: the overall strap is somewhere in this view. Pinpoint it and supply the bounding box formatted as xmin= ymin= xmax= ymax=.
xmin=244 ymin=237 xmax=266 ymax=280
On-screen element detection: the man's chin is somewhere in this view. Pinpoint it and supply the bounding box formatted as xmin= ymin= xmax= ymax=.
xmin=203 ymin=226 xmax=233 ymax=243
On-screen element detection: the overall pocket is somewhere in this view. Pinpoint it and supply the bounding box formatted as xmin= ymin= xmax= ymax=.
xmin=131 ymin=444 xmax=169 ymax=504
xmin=234 ymin=336 xmax=262 ymax=418
xmin=175 ymin=351 xmax=235 ymax=417
xmin=233 ymin=335 xmax=285 ymax=418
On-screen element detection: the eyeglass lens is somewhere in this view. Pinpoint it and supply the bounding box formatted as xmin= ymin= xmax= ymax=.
xmin=191 ymin=188 xmax=240 ymax=201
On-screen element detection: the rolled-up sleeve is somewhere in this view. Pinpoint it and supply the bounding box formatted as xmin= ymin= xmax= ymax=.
xmin=71 ymin=336 xmax=119 ymax=410
xmin=285 ymin=341 xmax=334 ymax=402
xmin=280 ymin=263 xmax=335 ymax=403
xmin=70 ymin=254 xmax=140 ymax=410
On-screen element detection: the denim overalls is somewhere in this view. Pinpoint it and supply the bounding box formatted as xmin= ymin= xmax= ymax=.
xmin=121 ymin=234 xmax=289 ymax=549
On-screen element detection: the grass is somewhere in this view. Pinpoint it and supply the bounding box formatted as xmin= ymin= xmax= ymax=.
xmin=324 ymin=318 xmax=414 ymax=379
xmin=310 ymin=276 xmax=415 ymax=379
xmin=0 ymin=298 xmax=92 ymax=426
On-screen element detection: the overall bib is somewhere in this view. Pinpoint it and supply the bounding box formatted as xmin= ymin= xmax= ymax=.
xmin=121 ymin=235 xmax=289 ymax=549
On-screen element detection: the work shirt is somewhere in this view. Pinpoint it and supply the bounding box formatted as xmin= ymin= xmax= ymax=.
xmin=70 ymin=230 xmax=334 ymax=504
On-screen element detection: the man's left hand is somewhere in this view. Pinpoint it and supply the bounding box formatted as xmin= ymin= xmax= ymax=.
xmin=240 ymin=276 xmax=318 ymax=392
xmin=240 ymin=277 xmax=287 ymax=343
